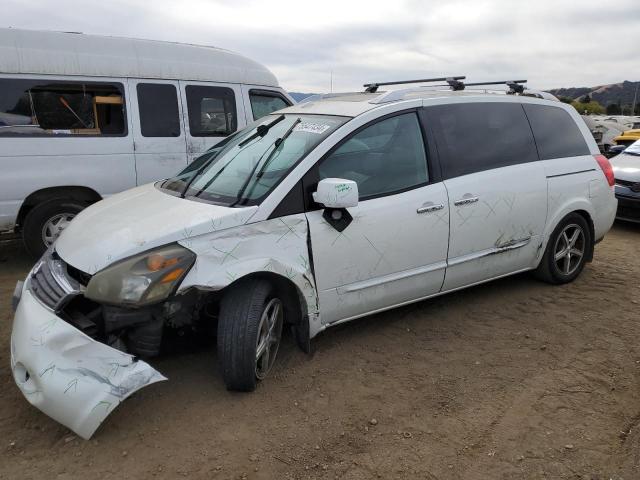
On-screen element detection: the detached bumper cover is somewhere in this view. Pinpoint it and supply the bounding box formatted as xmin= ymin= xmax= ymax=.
xmin=10 ymin=286 xmax=166 ymax=439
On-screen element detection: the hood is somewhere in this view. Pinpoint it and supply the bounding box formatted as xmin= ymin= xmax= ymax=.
xmin=611 ymin=152 xmax=640 ymax=182
xmin=56 ymin=183 xmax=258 ymax=274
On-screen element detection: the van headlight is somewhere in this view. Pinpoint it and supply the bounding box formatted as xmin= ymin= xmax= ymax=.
xmin=85 ymin=244 xmax=196 ymax=306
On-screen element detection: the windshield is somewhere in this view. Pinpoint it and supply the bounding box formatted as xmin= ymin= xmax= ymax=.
xmin=161 ymin=114 xmax=347 ymax=206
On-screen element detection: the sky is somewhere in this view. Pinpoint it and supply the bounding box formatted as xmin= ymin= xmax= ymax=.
xmin=3 ymin=0 xmax=640 ymax=93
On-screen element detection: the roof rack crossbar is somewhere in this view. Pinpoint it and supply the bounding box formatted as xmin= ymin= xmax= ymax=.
xmin=463 ymin=80 xmax=528 ymax=94
xmin=364 ymin=76 xmax=465 ymax=93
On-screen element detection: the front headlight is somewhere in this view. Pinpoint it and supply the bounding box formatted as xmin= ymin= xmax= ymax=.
xmin=85 ymin=244 xmax=196 ymax=306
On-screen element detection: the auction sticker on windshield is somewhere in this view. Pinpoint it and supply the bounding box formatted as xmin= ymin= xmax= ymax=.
xmin=294 ymin=122 xmax=332 ymax=134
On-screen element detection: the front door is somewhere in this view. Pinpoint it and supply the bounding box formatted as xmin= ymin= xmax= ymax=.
xmin=128 ymin=79 xmax=188 ymax=184
xmin=305 ymin=111 xmax=450 ymax=325
xmin=423 ymin=101 xmax=548 ymax=291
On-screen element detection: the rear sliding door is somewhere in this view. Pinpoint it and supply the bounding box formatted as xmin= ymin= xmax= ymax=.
xmin=423 ymin=101 xmax=547 ymax=291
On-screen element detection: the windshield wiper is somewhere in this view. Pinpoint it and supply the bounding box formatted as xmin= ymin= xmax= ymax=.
xmin=232 ymin=118 xmax=302 ymax=206
xmin=179 ymin=130 xmax=248 ymax=198
xmin=237 ymin=114 xmax=285 ymax=148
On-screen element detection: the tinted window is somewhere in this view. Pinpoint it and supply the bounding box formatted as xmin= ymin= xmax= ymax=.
xmin=137 ymin=84 xmax=180 ymax=137
xmin=185 ymin=85 xmax=237 ymax=136
xmin=523 ymin=104 xmax=590 ymax=159
xmin=318 ymin=112 xmax=428 ymax=199
xmin=426 ymin=102 xmax=538 ymax=179
xmin=0 ymin=79 xmax=126 ymax=136
xmin=249 ymin=91 xmax=290 ymax=120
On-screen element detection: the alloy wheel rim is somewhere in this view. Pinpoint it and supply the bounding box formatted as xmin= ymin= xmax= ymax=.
xmin=553 ymin=223 xmax=585 ymax=276
xmin=42 ymin=213 xmax=76 ymax=247
xmin=255 ymin=298 xmax=283 ymax=380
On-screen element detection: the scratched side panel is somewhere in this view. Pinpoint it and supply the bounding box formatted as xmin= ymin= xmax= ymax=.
xmin=442 ymin=162 xmax=548 ymax=291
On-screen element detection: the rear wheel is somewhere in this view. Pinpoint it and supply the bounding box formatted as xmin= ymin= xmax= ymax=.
xmin=535 ymin=213 xmax=591 ymax=284
xmin=22 ymin=199 xmax=87 ymax=257
xmin=217 ymin=278 xmax=284 ymax=391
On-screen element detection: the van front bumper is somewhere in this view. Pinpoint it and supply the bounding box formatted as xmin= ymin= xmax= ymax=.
xmin=10 ymin=283 xmax=166 ymax=439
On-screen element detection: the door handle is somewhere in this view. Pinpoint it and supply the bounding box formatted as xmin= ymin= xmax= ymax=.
xmin=453 ymin=196 xmax=479 ymax=206
xmin=417 ymin=204 xmax=445 ymax=214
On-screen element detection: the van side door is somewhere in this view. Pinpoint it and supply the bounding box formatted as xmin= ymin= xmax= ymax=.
xmin=179 ymin=81 xmax=245 ymax=163
xmin=423 ymin=101 xmax=547 ymax=291
xmin=128 ymin=79 xmax=188 ymax=184
xmin=241 ymin=86 xmax=293 ymax=122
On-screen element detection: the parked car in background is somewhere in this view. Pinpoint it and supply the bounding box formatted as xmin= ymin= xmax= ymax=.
xmin=614 ymin=128 xmax=640 ymax=148
xmin=611 ymin=139 xmax=640 ymax=222
xmin=0 ymin=28 xmax=293 ymax=256
xmin=11 ymin=79 xmax=617 ymax=439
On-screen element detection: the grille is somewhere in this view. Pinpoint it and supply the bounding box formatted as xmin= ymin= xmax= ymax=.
xmin=29 ymin=253 xmax=82 ymax=311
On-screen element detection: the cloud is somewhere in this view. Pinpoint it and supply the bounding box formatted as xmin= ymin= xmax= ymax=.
xmin=3 ymin=0 xmax=640 ymax=92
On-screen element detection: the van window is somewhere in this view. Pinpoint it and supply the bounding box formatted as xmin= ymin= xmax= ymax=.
xmin=318 ymin=112 xmax=428 ymax=199
xmin=249 ymin=90 xmax=290 ymax=120
xmin=523 ymin=104 xmax=591 ymax=159
xmin=426 ymin=102 xmax=538 ymax=179
xmin=137 ymin=84 xmax=181 ymax=137
xmin=0 ymin=79 xmax=126 ymax=136
xmin=185 ymin=85 xmax=237 ymax=136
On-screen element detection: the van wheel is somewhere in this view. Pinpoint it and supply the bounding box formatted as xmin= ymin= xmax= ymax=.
xmin=218 ymin=278 xmax=284 ymax=392
xmin=22 ymin=199 xmax=87 ymax=257
xmin=534 ymin=213 xmax=592 ymax=284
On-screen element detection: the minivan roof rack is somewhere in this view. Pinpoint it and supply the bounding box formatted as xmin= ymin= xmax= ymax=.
xmin=364 ymin=76 xmax=466 ymax=93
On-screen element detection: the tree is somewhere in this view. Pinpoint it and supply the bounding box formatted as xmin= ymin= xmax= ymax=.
xmin=606 ymin=103 xmax=621 ymax=115
xmin=571 ymin=100 xmax=605 ymax=115
xmin=580 ymin=94 xmax=591 ymax=104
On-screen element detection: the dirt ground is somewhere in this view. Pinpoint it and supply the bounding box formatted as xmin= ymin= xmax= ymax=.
xmin=0 ymin=222 xmax=639 ymax=480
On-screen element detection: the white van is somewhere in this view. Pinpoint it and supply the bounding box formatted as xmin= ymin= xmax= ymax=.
xmin=11 ymin=78 xmax=617 ymax=439
xmin=0 ymin=28 xmax=293 ymax=255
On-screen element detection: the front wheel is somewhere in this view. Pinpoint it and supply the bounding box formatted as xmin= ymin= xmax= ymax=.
xmin=534 ymin=213 xmax=592 ymax=284
xmin=217 ymin=278 xmax=284 ymax=391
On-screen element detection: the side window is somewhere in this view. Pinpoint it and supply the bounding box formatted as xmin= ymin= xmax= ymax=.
xmin=185 ymin=85 xmax=237 ymax=136
xmin=426 ymin=102 xmax=538 ymax=179
xmin=137 ymin=83 xmax=180 ymax=137
xmin=249 ymin=90 xmax=291 ymax=120
xmin=0 ymin=78 xmax=126 ymax=136
xmin=318 ymin=112 xmax=428 ymax=200
xmin=523 ymin=104 xmax=591 ymax=159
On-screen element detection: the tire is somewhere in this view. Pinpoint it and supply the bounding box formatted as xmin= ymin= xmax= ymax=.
xmin=22 ymin=199 xmax=87 ymax=257
xmin=217 ymin=278 xmax=284 ymax=392
xmin=534 ymin=213 xmax=592 ymax=284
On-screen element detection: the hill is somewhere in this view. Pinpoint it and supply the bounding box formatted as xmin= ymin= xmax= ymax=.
xmin=548 ymin=80 xmax=639 ymax=106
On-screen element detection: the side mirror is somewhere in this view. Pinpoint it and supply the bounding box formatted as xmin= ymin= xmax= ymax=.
xmin=312 ymin=178 xmax=359 ymax=209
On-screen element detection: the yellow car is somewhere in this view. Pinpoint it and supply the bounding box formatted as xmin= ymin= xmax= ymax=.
xmin=614 ymin=129 xmax=640 ymax=147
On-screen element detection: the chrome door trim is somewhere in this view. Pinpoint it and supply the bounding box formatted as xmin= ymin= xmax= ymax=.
xmin=447 ymin=236 xmax=532 ymax=267
xmin=417 ymin=204 xmax=445 ymax=214
xmin=337 ymin=261 xmax=448 ymax=294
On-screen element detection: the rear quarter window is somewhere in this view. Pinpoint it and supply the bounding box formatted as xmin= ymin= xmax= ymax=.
xmin=523 ymin=104 xmax=590 ymax=160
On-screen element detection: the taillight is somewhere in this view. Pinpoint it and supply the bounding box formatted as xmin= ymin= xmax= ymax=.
xmin=594 ymin=154 xmax=615 ymax=187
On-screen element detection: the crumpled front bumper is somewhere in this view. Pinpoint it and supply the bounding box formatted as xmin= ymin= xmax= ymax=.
xmin=10 ymin=283 xmax=166 ymax=439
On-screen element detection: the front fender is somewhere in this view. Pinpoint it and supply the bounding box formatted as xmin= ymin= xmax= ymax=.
xmin=178 ymin=214 xmax=319 ymax=324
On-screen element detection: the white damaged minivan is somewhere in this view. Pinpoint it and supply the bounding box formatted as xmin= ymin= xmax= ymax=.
xmin=11 ymin=79 xmax=617 ymax=438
